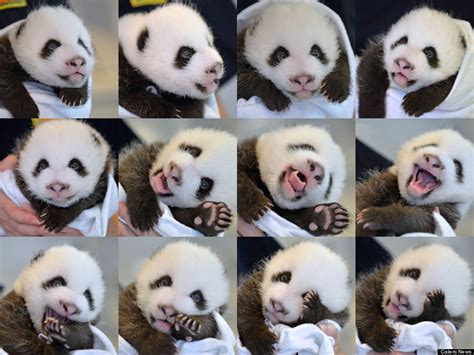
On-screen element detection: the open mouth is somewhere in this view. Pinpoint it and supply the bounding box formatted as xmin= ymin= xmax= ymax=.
xmin=282 ymin=167 xmax=307 ymax=198
xmin=408 ymin=164 xmax=441 ymax=197
xmin=58 ymin=72 xmax=85 ymax=83
xmin=150 ymin=314 xmax=174 ymax=333
xmin=151 ymin=170 xmax=174 ymax=197
xmin=385 ymin=301 xmax=402 ymax=318
xmin=391 ymin=72 xmax=416 ymax=87
xmin=195 ymin=80 xmax=219 ymax=94
xmin=288 ymin=88 xmax=317 ymax=99
xmin=43 ymin=306 xmax=69 ymax=323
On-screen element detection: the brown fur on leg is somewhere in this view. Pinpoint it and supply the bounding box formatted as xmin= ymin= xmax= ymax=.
xmin=357 ymin=40 xmax=389 ymax=118
xmin=297 ymin=290 xmax=349 ymax=327
xmin=54 ymin=80 xmax=89 ymax=107
xmin=321 ymin=49 xmax=351 ymax=103
xmin=119 ymin=284 xmax=177 ymax=355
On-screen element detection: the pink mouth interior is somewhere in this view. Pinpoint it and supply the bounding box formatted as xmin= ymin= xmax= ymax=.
xmin=155 ymin=319 xmax=173 ymax=332
xmin=393 ymin=72 xmax=409 ymax=86
xmin=151 ymin=171 xmax=172 ymax=195
xmin=44 ymin=306 xmax=67 ymax=322
xmin=386 ymin=302 xmax=401 ymax=317
xmin=284 ymin=169 xmax=306 ymax=193
xmin=409 ymin=165 xmax=439 ymax=195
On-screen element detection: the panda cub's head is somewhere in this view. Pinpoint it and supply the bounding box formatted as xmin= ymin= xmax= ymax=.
xmin=256 ymin=125 xmax=346 ymax=210
xmin=9 ymin=6 xmax=95 ymax=88
xmin=13 ymin=245 xmax=105 ymax=332
xmin=383 ymin=244 xmax=471 ymax=321
xmin=261 ymin=242 xmax=350 ymax=325
xmin=383 ymin=7 xmax=466 ymax=92
xmin=395 ymin=129 xmax=474 ymax=209
xmin=243 ymin=3 xmax=341 ymax=101
xmin=135 ymin=241 xmax=229 ymax=334
xmin=149 ymin=128 xmax=236 ymax=209
xmin=119 ymin=4 xmax=224 ymax=99
xmin=16 ymin=120 xmax=110 ymax=208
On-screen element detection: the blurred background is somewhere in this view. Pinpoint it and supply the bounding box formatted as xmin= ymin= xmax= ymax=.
xmin=0 ymin=238 xmax=119 ymax=348
xmin=356 ymin=119 xmax=474 ymax=236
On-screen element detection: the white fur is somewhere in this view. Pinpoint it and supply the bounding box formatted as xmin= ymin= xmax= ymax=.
xmin=256 ymin=125 xmax=346 ymax=209
xmin=383 ymin=244 xmax=471 ymax=318
xmin=394 ymin=129 xmax=474 ymax=214
xmin=17 ymin=120 xmax=110 ymax=208
xmin=383 ymin=7 xmax=465 ymax=92
xmin=244 ymin=3 xmax=340 ymax=101
xmin=119 ymin=3 xmax=223 ymax=99
xmin=9 ymin=6 xmax=94 ymax=88
xmin=261 ymin=242 xmax=351 ymax=324
xmin=136 ymin=241 xmax=229 ymax=327
xmin=150 ymin=127 xmax=236 ymax=208
xmin=13 ymin=245 xmax=104 ymax=332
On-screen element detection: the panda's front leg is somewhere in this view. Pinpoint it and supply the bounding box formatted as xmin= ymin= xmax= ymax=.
xmin=119 ymin=88 xmax=182 ymax=118
xmin=0 ymin=80 xmax=39 ymax=118
xmin=55 ymin=80 xmax=89 ymax=106
xmin=171 ymin=202 xmax=233 ymax=236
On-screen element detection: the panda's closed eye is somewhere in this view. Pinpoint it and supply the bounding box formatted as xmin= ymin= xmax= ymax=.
xmin=175 ymin=46 xmax=196 ymax=69
xmin=190 ymin=290 xmax=207 ymax=310
xmin=150 ymin=275 xmax=172 ymax=290
xmin=196 ymin=177 xmax=214 ymax=200
xmin=268 ymin=46 xmax=289 ymax=67
xmin=41 ymin=39 xmax=61 ymax=59
xmin=83 ymin=289 xmax=95 ymax=310
xmin=42 ymin=276 xmax=67 ymax=289
xmin=271 ymin=271 xmax=292 ymax=284
xmin=78 ymin=38 xmax=91 ymax=56
xmin=423 ymin=47 xmax=439 ymax=68
xmin=399 ymin=268 xmax=421 ymax=280
xmin=68 ymin=158 xmax=88 ymax=177
xmin=33 ymin=158 xmax=49 ymax=177
xmin=179 ymin=143 xmax=202 ymax=158
xmin=310 ymin=44 xmax=328 ymax=65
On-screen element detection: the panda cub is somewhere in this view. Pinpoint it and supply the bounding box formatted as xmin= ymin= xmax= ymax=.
xmin=238 ymin=125 xmax=350 ymax=236
xmin=0 ymin=245 xmax=105 ymax=354
xmin=119 ymin=241 xmax=229 ymax=354
xmin=119 ymin=3 xmax=224 ymax=118
xmin=238 ymin=242 xmax=351 ymax=355
xmin=14 ymin=120 xmax=113 ymax=233
xmin=238 ymin=3 xmax=351 ymax=112
xmin=119 ymin=127 xmax=236 ymax=236
xmin=356 ymin=129 xmax=474 ymax=236
xmin=0 ymin=6 xmax=95 ymax=118
xmin=358 ymin=7 xmax=467 ymax=118
xmin=357 ymin=244 xmax=471 ymax=352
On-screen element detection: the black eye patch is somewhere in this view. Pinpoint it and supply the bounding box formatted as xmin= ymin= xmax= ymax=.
xmin=175 ymin=46 xmax=196 ymax=69
xmin=137 ymin=27 xmax=149 ymax=52
xmin=78 ymin=38 xmax=92 ymax=56
xmin=150 ymin=275 xmax=172 ymax=290
xmin=41 ymin=39 xmax=61 ymax=59
xmin=68 ymin=158 xmax=88 ymax=177
xmin=267 ymin=46 xmax=289 ymax=67
xmin=90 ymin=132 xmax=101 ymax=146
xmin=287 ymin=143 xmax=317 ymax=153
xmin=42 ymin=276 xmax=67 ymax=290
xmin=453 ymin=159 xmax=464 ymax=183
xmin=196 ymin=177 xmax=214 ymax=200
xmin=310 ymin=44 xmax=328 ymax=65
xmin=179 ymin=143 xmax=202 ymax=158
xmin=423 ymin=46 xmax=439 ymax=68
xmin=271 ymin=271 xmax=292 ymax=284
xmin=33 ymin=158 xmax=49 ymax=177
xmin=16 ymin=22 xmax=26 ymax=38
xmin=399 ymin=268 xmax=421 ymax=280
xmin=324 ymin=174 xmax=333 ymax=199
xmin=83 ymin=289 xmax=95 ymax=311
xmin=390 ymin=35 xmax=408 ymax=50
xmin=190 ymin=290 xmax=207 ymax=311
xmin=413 ymin=143 xmax=438 ymax=151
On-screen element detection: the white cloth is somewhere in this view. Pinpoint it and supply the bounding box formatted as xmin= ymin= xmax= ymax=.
xmin=0 ymin=170 xmax=117 ymax=237
xmin=0 ymin=325 xmax=116 ymax=355
xmin=254 ymin=209 xmax=313 ymax=237
xmin=236 ymin=0 xmax=356 ymax=119
xmin=402 ymin=211 xmax=457 ymax=237
xmin=385 ymin=20 xmax=474 ymax=118
xmin=356 ymin=320 xmax=455 ymax=355
xmin=0 ymin=21 xmax=93 ymax=119
xmin=238 ymin=319 xmax=340 ymax=355
xmin=118 ymin=94 xmax=220 ymax=118
xmin=118 ymin=184 xmax=223 ymax=237
xmin=118 ymin=312 xmax=236 ymax=355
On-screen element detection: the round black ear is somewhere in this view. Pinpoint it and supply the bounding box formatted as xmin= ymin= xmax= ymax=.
xmin=15 ymin=22 xmax=26 ymax=38
xmin=247 ymin=16 xmax=262 ymax=36
xmin=137 ymin=27 xmax=149 ymax=52
xmin=31 ymin=250 xmax=45 ymax=264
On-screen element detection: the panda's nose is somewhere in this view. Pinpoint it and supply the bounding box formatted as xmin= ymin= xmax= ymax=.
xmin=168 ymin=162 xmax=181 ymax=184
xmin=60 ymin=301 xmax=80 ymax=316
xmin=206 ymin=62 xmax=223 ymax=75
xmin=47 ymin=182 xmax=70 ymax=193
xmin=395 ymin=58 xmax=414 ymax=71
xmin=66 ymin=56 xmax=86 ymax=68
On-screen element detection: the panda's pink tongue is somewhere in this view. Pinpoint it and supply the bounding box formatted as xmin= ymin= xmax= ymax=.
xmin=286 ymin=170 xmax=306 ymax=192
xmin=411 ymin=169 xmax=438 ymax=194
xmin=150 ymin=171 xmax=171 ymax=194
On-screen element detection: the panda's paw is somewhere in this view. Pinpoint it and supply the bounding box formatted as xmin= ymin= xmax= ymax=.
xmin=193 ymin=202 xmax=232 ymax=235
xmin=58 ymin=88 xmax=88 ymax=106
xmin=307 ymin=203 xmax=349 ymax=235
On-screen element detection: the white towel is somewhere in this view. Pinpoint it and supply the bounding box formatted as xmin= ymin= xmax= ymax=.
xmin=0 ymin=21 xmax=92 ymax=119
xmin=118 ymin=312 xmax=236 ymax=355
xmin=384 ymin=20 xmax=474 ymax=118
xmin=402 ymin=211 xmax=457 ymax=237
xmin=254 ymin=209 xmax=314 ymax=237
xmin=236 ymin=0 xmax=356 ymax=119
xmin=0 ymin=169 xmax=118 ymax=237
xmin=238 ymin=319 xmax=340 ymax=355
xmin=0 ymin=325 xmax=116 ymax=355
xmin=118 ymin=184 xmax=223 ymax=237
xmin=356 ymin=320 xmax=455 ymax=355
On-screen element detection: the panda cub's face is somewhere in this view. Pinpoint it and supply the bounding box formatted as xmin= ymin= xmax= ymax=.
xmin=149 ymin=128 xmax=236 ymax=209
xmin=9 ymin=6 xmax=94 ymax=88
xmin=256 ymin=126 xmax=346 ymax=210
xmin=395 ymin=129 xmax=474 ymax=207
xmin=384 ymin=7 xmax=465 ymax=92
xmin=135 ymin=242 xmax=229 ymax=334
xmin=16 ymin=120 xmax=110 ymax=208
xmin=244 ymin=4 xmax=340 ymax=100
xmin=13 ymin=245 xmax=104 ymax=331
xmin=119 ymin=4 xmax=224 ymax=99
